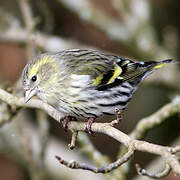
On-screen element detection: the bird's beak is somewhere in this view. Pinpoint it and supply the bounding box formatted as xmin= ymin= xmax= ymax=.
xmin=24 ymin=88 xmax=37 ymax=103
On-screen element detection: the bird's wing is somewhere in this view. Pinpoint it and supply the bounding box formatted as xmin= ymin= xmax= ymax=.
xmin=60 ymin=49 xmax=114 ymax=80
xmin=61 ymin=49 xmax=171 ymax=90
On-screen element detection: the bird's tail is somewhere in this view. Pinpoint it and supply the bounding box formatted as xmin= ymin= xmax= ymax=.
xmin=152 ymin=59 xmax=173 ymax=70
xmin=140 ymin=59 xmax=173 ymax=81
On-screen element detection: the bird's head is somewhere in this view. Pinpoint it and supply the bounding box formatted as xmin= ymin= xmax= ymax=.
xmin=22 ymin=54 xmax=58 ymax=103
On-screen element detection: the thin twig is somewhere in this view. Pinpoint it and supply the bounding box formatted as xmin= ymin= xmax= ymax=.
xmin=130 ymin=96 xmax=180 ymax=139
xmin=0 ymin=27 xmax=88 ymax=52
xmin=136 ymin=163 xmax=171 ymax=179
xmin=68 ymin=131 xmax=78 ymax=150
xmin=18 ymin=0 xmax=36 ymax=58
xmin=55 ymin=144 xmax=134 ymax=173
xmin=110 ymin=107 xmax=122 ymax=126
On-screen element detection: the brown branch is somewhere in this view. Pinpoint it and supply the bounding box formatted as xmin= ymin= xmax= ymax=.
xmin=0 ymin=88 xmax=180 ymax=177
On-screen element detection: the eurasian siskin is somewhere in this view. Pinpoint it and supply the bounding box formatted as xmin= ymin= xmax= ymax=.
xmin=22 ymin=49 xmax=172 ymax=133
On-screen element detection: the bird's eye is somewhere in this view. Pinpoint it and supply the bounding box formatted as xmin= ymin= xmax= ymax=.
xmin=31 ymin=75 xmax=37 ymax=82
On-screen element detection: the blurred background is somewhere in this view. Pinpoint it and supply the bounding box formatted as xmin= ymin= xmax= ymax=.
xmin=0 ymin=0 xmax=180 ymax=180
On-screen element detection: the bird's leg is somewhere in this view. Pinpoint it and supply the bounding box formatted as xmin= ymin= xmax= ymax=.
xmin=61 ymin=116 xmax=77 ymax=131
xmin=85 ymin=117 xmax=95 ymax=134
xmin=63 ymin=116 xmax=71 ymax=130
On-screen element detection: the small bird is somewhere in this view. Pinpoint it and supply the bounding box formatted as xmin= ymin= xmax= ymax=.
xmin=22 ymin=49 xmax=172 ymax=133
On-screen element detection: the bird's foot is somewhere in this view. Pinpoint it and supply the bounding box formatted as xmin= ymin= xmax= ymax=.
xmin=85 ymin=117 xmax=95 ymax=135
xmin=60 ymin=116 xmax=77 ymax=131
